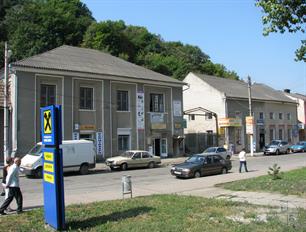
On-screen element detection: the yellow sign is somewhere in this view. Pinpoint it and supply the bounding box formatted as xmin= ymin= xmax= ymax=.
xmin=80 ymin=124 xmax=96 ymax=131
xmin=218 ymin=118 xmax=242 ymax=127
xmin=245 ymin=116 xmax=254 ymax=134
xmin=174 ymin=123 xmax=182 ymax=129
xmin=43 ymin=110 xmax=52 ymax=134
xmin=245 ymin=116 xmax=254 ymax=124
xmin=44 ymin=163 xmax=54 ymax=173
xmin=151 ymin=123 xmax=167 ymax=129
xmin=44 ymin=152 xmax=54 ymax=162
xmin=44 ymin=173 xmax=54 ymax=184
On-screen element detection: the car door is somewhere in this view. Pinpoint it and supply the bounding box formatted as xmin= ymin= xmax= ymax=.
xmin=280 ymin=141 xmax=288 ymax=153
xmin=203 ymin=156 xmax=214 ymax=175
xmin=212 ymin=155 xmax=222 ymax=174
xmin=141 ymin=152 xmax=151 ymax=167
xmin=131 ymin=152 xmax=142 ymax=168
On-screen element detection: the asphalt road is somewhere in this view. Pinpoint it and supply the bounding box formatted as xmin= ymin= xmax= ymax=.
xmin=2 ymin=152 xmax=306 ymax=210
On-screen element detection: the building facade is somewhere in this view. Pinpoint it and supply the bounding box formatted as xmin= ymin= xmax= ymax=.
xmin=2 ymin=45 xmax=185 ymax=161
xmin=183 ymin=72 xmax=299 ymax=153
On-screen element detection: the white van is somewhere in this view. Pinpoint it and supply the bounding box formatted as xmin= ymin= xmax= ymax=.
xmin=20 ymin=140 xmax=96 ymax=178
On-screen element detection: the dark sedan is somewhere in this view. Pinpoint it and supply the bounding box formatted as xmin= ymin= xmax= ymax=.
xmin=170 ymin=154 xmax=232 ymax=178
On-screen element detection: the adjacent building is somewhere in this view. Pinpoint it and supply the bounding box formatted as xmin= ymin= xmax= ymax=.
xmin=183 ymin=72 xmax=299 ymax=153
xmin=1 ymin=45 xmax=185 ymax=161
xmin=284 ymin=90 xmax=306 ymax=141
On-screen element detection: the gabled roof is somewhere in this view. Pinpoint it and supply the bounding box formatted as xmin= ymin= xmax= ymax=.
xmin=193 ymin=73 xmax=296 ymax=103
xmin=12 ymin=45 xmax=184 ymax=85
xmin=286 ymin=92 xmax=306 ymax=101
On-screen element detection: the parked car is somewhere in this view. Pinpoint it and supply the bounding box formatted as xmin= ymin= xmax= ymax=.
xmin=201 ymin=147 xmax=232 ymax=160
xmin=263 ymin=140 xmax=291 ymax=155
xmin=290 ymin=141 xmax=306 ymax=153
xmin=106 ymin=150 xmax=161 ymax=171
xmin=20 ymin=140 xmax=96 ymax=178
xmin=170 ymin=154 xmax=232 ymax=178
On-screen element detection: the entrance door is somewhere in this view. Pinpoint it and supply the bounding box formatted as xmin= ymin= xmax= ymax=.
xmin=153 ymin=138 xmax=161 ymax=156
xmin=161 ymin=138 xmax=167 ymax=158
xmin=259 ymin=132 xmax=265 ymax=149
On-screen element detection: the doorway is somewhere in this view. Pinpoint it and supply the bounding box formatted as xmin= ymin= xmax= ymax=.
xmin=259 ymin=130 xmax=265 ymax=149
xmin=153 ymin=138 xmax=161 ymax=156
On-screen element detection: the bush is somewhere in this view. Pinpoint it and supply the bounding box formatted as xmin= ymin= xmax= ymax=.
xmin=268 ymin=163 xmax=283 ymax=180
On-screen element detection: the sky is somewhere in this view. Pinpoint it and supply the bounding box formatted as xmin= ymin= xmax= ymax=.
xmin=82 ymin=0 xmax=306 ymax=95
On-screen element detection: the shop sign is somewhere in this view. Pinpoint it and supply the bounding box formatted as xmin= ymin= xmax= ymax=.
xmin=80 ymin=124 xmax=96 ymax=131
xmin=218 ymin=117 xmax=242 ymax=127
xmin=246 ymin=116 xmax=254 ymax=134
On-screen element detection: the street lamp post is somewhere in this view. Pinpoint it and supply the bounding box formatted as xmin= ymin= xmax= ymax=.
xmin=247 ymin=76 xmax=254 ymax=156
xmin=3 ymin=42 xmax=11 ymax=164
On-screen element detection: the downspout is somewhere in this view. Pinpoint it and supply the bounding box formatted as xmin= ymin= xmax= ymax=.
xmin=11 ymin=72 xmax=18 ymax=157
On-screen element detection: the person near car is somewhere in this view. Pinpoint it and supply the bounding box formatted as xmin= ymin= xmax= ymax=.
xmin=238 ymin=148 xmax=248 ymax=173
xmin=1 ymin=157 xmax=14 ymax=211
xmin=0 ymin=158 xmax=23 ymax=215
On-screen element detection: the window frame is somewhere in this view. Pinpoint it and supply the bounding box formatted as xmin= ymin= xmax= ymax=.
xmin=117 ymin=90 xmax=129 ymax=112
xmin=40 ymin=84 xmax=56 ymax=107
xmin=118 ymin=134 xmax=130 ymax=151
xmin=149 ymin=93 xmax=165 ymax=113
xmin=79 ymin=86 xmax=94 ymax=110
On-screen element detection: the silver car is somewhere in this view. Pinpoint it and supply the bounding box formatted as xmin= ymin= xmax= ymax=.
xmin=263 ymin=140 xmax=290 ymax=155
xmin=201 ymin=147 xmax=232 ymax=160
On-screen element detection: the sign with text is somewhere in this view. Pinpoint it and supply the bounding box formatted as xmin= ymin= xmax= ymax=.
xmin=96 ymin=132 xmax=104 ymax=157
xmin=41 ymin=105 xmax=65 ymax=230
xmin=218 ymin=118 xmax=242 ymax=127
xmin=246 ymin=116 xmax=254 ymax=135
xmin=137 ymin=92 xmax=144 ymax=130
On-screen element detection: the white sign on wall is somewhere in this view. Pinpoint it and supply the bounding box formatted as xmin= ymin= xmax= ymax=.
xmin=137 ymin=92 xmax=145 ymax=130
xmin=72 ymin=132 xmax=79 ymax=140
xmin=96 ymin=132 xmax=104 ymax=157
xmin=173 ymin=100 xmax=182 ymax=117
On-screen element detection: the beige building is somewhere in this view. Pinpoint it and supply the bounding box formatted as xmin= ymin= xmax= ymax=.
xmin=1 ymin=45 xmax=185 ymax=161
xmin=183 ymin=72 xmax=299 ymax=153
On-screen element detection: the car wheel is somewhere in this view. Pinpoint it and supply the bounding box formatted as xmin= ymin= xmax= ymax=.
xmin=35 ymin=167 xmax=43 ymax=179
xmin=121 ymin=163 xmax=128 ymax=171
xmin=148 ymin=162 xmax=155 ymax=169
xmin=221 ymin=167 xmax=227 ymax=174
xmin=79 ymin=163 xmax=89 ymax=175
xmin=275 ymin=149 xmax=280 ymax=155
xmin=263 ymin=152 xmax=267 ymax=155
xmin=110 ymin=167 xmax=115 ymax=171
xmin=194 ymin=171 xmax=201 ymax=178
xmin=286 ymin=149 xmax=290 ymax=154
xmin=226 ymin=155 xmax=231 ymax=160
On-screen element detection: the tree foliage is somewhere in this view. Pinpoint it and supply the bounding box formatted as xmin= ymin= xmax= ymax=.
xmin=256 ymin=0 xmax=306 ymax=61
xmin=0 ymin=0 xmax=239 ymax=80
xmin=82 ymin=21 xmax=239 ymax=80
xmin=0 ymin=0 xmax=94 ymax=67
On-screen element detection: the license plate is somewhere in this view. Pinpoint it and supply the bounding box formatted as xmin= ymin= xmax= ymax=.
xmin=174 ymin=171 xmax=181 ymax=175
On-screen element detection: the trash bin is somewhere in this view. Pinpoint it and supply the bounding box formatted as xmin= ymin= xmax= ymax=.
xmin=122 ymin=175 xmax=132 ymax=198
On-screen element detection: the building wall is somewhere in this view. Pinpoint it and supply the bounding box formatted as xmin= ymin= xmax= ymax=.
xmin=0 ymin=109 xmax=3 ymax=162
xmin=183 ymin=72 xmax=225 ymax=134
xmin=14 ymin=70 xmax=183 ymax=158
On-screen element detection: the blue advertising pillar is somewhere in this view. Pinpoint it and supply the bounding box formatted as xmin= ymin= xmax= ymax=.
xmin=40 ymin=105 xmax=65 ymax=230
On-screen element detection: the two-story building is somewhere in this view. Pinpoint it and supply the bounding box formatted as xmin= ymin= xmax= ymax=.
xmin=183 ymin=72 xmax=298 ymax=153
xmin=2 ymin=45 xmax=185 ymax=161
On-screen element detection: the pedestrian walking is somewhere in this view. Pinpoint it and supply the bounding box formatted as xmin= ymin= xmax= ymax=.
xmin=0 ymin=158 xmax=23 ymax=215
xmin=1 ymin=157 xmax=14 ymax=211
xmin=238 ymin=148 xmax=248 ymax=173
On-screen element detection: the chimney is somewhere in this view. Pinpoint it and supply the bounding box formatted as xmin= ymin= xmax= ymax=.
xmin=284 ymin=89 xmax=291 ymax=93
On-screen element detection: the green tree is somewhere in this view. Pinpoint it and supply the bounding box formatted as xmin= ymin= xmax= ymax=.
xmin=1 ymin=0 xmax=94 ymax=66
xmin=256 ymin=0 xmax=306 ymax=61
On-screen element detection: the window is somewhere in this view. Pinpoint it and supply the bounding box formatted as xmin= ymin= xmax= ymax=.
xmin=287 ymin=113 xmax=291 ymax=120
xmin=40 ymin=84 xmax=56 ymax=107
xmin=213 ymin=155 xmax=221 ymax=163
xmin=279 ymin=113 xmax=283 ymax=120
xmin=269 ymin=128 xmax=275 ymax=141
xmin=80 ymin=87 xmax=93 ymax=110
xmin=133 ymin=152 xmax=141 ymax=159
xmin=269 ymin=112 xmax=274 ymax=119
xmin=142 ymin=152 xmax=150 ymax=158
xmin=150 ymin=93 xmax=164 ymax=112
xmin=205 ymin=113 xmax=213 ymax=120
xmin=117 ymin=90 xmax=129 ymax=111
xmin=206 ymin=156 xmax=212 ymax=164
xmin=279 ymin=129 xmax=283 ymax=140
xmin=118 ymin=135 xmax=130 ymax=151
xmin=217 ymin=148 xmax=226 ymax=153
xmin=189 ymin=114 xmax=195 ymax=121
xmin=259 ymin=112 xmax=264 ymax=119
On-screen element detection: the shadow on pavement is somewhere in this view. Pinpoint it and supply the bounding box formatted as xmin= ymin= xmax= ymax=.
xmin=66 ymin=206 xmax=153 ymax=230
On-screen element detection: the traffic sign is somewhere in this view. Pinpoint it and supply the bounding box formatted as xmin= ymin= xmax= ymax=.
xmin=41 ymin=106 xmax=56 ymax=146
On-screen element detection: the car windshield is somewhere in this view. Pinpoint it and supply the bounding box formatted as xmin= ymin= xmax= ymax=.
xmin=297 ymin=142 xmax=305 ymax=145
xmin=203 ymin=147 xmax=216 ymax=153
xmin=270 ymin=141 xmax=280 ymax=146
xmin=186 ymin=155 xmax=204 ymax=163
xmin=28 ymin=145 xmax=42 ymax=156
xmin=120 ymin=151 xmax=134 ymax=158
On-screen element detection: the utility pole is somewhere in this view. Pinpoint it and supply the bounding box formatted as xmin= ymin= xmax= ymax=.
xmin=247 ymin=76 xmax=254 ymax=156
xmin=3 ymin=42 xmax=10 ymax=164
